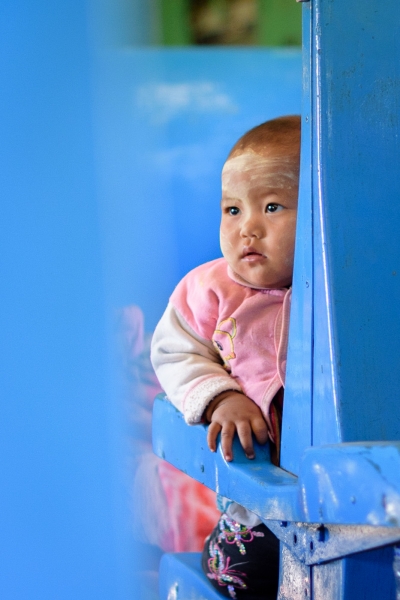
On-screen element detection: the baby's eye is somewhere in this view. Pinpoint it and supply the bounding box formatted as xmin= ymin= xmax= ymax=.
xmin=266 ymin=203 xmax=283 ymax=213
xmin=227 ymin=206 xmax=240 ymax=216
xmin=228 ymin=207 xmax=240 ymax=216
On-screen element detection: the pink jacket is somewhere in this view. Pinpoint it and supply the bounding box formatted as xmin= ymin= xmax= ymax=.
xmin=151 ymin=258 xmax=291 ymax=432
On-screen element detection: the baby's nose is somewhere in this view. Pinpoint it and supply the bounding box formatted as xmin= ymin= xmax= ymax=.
xmin=240 ymin=215 xmax=264 ymax=238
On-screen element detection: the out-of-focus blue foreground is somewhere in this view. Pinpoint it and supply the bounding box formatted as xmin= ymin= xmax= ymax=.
xmin=0 ymin=1 xmax=138 ymax=598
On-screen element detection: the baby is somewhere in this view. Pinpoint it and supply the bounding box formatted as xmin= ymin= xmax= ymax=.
xmin=151 ymin=115 xmax=300 ymax=599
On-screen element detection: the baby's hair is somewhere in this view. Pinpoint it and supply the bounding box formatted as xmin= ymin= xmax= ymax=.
xmin=228 ymin=115 xmax=301 ymax=160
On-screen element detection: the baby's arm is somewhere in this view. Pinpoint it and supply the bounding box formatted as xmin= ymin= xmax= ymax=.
xmin=151 ymin=303 xmax=269 ymax=461
xmin=151 ymin=303 xmax=243 ymax=423
xmin=205 ymin=391 xmax=269 ymax=462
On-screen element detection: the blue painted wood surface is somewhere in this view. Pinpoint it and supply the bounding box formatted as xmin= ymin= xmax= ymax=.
xmin=153 ymin=396 xmax=299 ymax=521
xmin=312 ymin=0 xmax=400 ymax=446
xmin=300 ymin=442 xmax=400 ymax=527
xmin=154 ymin=396 xmax=400 ymax=529
xmin=280 ymin=2 xmax=314 ymax=476
xmin=159 ymin=553 xmax=225 ymax=600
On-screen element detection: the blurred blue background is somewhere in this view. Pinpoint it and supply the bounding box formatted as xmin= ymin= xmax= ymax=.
xmin=0 ymin=0 xmax=301 ymax=597
xmin=98 ymin=48 xmax=302 ymax=329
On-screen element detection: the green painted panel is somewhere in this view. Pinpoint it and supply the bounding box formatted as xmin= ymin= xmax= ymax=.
xmin=160 ymin=0 xmax=193 ymax=45
xmin=257 ymin=0 xmax=302 ymax=46
xmin=159 ymin=0 xmax=302 ymax=47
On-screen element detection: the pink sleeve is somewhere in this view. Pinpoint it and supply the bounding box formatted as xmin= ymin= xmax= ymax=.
xmin=170 ymin=260 xmax=222 ymax=341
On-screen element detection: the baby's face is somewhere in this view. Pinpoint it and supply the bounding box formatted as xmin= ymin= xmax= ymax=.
xmin=220 ymin=149 xmax=299 ymax=289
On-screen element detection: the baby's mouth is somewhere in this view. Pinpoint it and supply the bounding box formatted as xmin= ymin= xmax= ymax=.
xmin=242 ymin=247 xmax=265 ymax=261
xmin=242 ymin=246 xmax=263 ymax=258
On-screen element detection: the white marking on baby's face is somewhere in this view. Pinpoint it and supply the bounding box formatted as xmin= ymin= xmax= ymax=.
xmin=220 ymin=150 xmax=299 ymax=289
xmin=222 ymin=152 xmax=297 ymax=196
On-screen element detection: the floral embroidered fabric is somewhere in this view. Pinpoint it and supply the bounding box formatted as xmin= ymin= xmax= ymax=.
xmin=218 ymin=515 xmax=265 ymax=556
xmin=201 ymin=513 xmax=279 ymax=599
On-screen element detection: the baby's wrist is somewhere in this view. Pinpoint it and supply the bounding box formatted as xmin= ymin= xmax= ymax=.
xmin=204 ymin=390 xmax=242 ymax=422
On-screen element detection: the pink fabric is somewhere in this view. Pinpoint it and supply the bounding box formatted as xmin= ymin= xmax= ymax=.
xmin=158 ymin=461 xmax=220 ymax=552
xmin=118 ymin=305 xmax=218 ymax=552
xmin=170 ymin=258 xmax=291 ymax=422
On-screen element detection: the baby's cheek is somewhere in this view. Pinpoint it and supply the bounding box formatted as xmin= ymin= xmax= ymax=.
xmin=281 ymin=219 xmax=297 ymax=248
xmin=277 ymin=231 xmax=296 ymax=266
xmin=284 ymin=252 xmax=295 ymax=267
xmin=220 ymin=229 xmax=234 ymax=252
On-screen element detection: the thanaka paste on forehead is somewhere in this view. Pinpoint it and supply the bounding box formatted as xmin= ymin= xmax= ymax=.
xmin=222 ymin=152 xmax=298 ymax=193
xmin=223 ymin=151 xmax=298 ymax=174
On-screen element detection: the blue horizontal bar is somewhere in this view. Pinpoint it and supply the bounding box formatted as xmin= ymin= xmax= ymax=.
xmin=153 ymin=396 xmax=400 ymax=527
xmin=152 ymin=396 xmax=300 ymax=521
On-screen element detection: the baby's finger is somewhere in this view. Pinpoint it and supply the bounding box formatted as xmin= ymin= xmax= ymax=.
xmin=207 ymin=421 xmax=222 ymax=452
xmin=236 ymin=421 xmax=255 ymax=459
xmin=251 ymin=417 xmax=269 ymax=446
xmin=220 ymin=422 xmax=235 ymax=462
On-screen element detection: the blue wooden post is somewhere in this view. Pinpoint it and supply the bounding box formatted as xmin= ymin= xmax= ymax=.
xmin=310 ymin=0 xmax=400 ymax=446
xmin=306 ymin=1 xmax=400 ymax=597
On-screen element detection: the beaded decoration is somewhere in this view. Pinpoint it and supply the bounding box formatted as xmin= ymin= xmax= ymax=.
xmin=218 ymin=514 xmax=265 ymax=555
xmin=207 ymin=540 xmax=248 ymax=598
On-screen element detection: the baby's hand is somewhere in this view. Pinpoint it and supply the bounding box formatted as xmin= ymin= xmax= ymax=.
xmin=204 ymin=391 xmax=269 ymax=462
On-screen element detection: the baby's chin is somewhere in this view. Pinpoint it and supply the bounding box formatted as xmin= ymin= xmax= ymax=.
xmin=226 ymin=263 xmax=290 ymax=290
